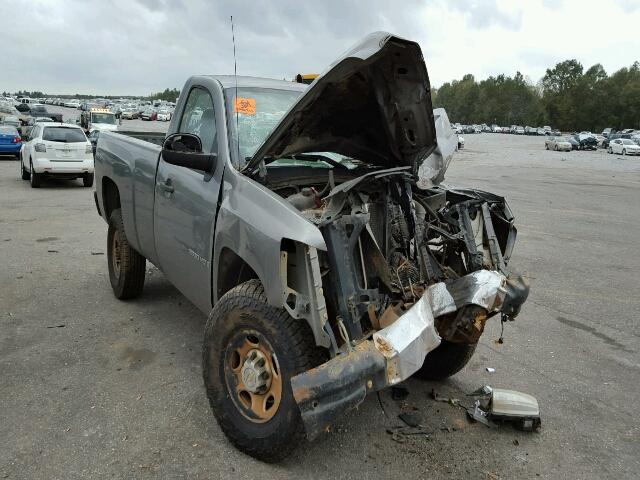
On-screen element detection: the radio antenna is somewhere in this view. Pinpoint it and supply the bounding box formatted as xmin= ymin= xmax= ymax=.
xmin=231 ymin=15 xmax=241 ymax=165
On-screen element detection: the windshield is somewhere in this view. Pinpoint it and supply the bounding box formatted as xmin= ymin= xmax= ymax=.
xmin=0 ymin=126 xmax=18 ymax=135
xmin=621 ymin=139 xmax=635 ymax=145
xmin=42 ymin=127 xmax=87 ymax=143
xmin=556 ymin=137 xmax=570 ymax=142
xmin=91 ymin=113 xmax=117 ymax=124
xmin=225 ymin=87 xmax=302 ymax=168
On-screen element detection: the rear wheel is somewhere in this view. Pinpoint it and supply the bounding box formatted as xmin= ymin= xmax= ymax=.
xmin=107 ymin=209 xmax=146 ymax=299
xmin=83 ymin=173 xmax=94 ymax=187
xmin=413 ymin=340 xmax=477 ymax=381
xmin=29 ymin=159 xmax=41 ymax=188
xmin=623 ymin=149 xmax=627 ymax=155
xmin=554 ymin=145 xmax=558 ymax=151
xmin=203 ymin=280 xmax=321 ymax=462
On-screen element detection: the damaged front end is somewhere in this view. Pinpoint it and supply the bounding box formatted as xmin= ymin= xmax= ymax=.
xmin=242 ymin=32 xmax=529 ymax=439
xmin=287 ymin=172 xmax=529 ymax=439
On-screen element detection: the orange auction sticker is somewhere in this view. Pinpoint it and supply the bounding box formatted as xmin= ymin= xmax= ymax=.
xmin=234 ymin=97 xmax=256 ymax=115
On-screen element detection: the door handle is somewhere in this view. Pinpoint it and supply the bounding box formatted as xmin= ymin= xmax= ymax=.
xmin=159 ymin=179 xmax=174 ymax=194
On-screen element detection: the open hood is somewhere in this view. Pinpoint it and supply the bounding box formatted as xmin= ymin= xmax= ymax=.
xmin=245 ymin=32 xmax=437 ymax=173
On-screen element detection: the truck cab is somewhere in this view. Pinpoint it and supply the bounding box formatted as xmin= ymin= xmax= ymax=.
xmin=80 ymin=108 xmax=119 ymax=133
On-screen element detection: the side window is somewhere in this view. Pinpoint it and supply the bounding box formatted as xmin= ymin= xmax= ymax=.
xmin=178 ymin=87 xmax=217 ymax=154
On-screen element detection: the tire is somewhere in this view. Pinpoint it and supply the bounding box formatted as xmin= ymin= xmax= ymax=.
xmin=20 ymin=156 xmax=30 ymax=180
xmin=29 ymin=159 xmax=41 ymax=188
xmin=554 ymin=145 xmax=558 ymax=151
xmin=107 ymin=209 xmax=146 ymax=299
xmin=545 ymin=144 xmax=548 ymax=150
xmin=623 ymin=149 xmax=626 ymax=156
xmin=608 ymin=147 xmax=612 ymax=154
xmin=203 ymin=279 xmax=322 ymax=462
xmin=83 ymin=173 xmax=94 ymax=187
xmin=413 ymin=340 xmax=477 ymax=381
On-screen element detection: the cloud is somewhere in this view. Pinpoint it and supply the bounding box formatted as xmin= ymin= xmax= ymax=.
xmin=446 ymin=0 xmax=523 ymax=30
xmin=616 ymin=0 xmax=640 ymax=12
xmin=0 ymin=0 xmax=637 ymax=95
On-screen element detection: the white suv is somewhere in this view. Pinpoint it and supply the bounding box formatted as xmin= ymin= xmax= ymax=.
xmin=20 ymin=123 xmax=94 ymax=188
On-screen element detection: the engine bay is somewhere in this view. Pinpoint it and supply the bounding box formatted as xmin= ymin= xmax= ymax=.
xmin=270 ymin=166 xmax=522 ymax=349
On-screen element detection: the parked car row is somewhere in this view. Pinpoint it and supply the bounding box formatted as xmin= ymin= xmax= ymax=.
xmin=452 ymin=123 xmax=562 ymax=136
xmin=4 ymin=96 xmax=176 ymax=123
xmin=543 ymin=131 xmax=640 ymax=153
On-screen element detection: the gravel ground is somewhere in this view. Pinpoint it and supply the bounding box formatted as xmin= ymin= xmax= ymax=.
xmin=1 ymin=131 xmax=639 ymax=479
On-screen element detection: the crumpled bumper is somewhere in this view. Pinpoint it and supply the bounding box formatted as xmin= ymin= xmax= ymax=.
xmin=291 ymin=269 xmax=528 ymax=439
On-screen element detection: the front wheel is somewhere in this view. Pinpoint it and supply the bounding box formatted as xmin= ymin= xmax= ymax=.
xmin=413 ymin=340 xmax=477 ymax=381
xmin=107 ymin=209 xmax=146 ymax=299
xmin=203 ymin=280 xmax=321 ymax=462
xmin=623 ymin=149 xmax=626 ymax=155
xmin=554 ymin=145 xmax=558 ymax=151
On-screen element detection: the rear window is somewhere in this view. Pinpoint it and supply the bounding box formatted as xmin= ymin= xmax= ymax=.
xmin=42 ymin=127 xmax=87 ymax=143
xmin=0 ymin=126 xmax=18 ymax=135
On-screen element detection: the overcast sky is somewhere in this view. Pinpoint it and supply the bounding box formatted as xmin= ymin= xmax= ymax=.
xmin=3 ymin=0 xmax=639 ymax=96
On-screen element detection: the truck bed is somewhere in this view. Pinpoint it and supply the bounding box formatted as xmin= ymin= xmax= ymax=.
xmin=114 ymin=130 xmax=165 ymax=146
xmin=94 ymin=129 xmax=165 ymax=265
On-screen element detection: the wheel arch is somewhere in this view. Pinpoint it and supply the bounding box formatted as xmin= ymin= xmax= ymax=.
xmin=216 ymin=247 xmax=259 ymax=301
xmin=101 ymin=176 xmax=121 ymax=221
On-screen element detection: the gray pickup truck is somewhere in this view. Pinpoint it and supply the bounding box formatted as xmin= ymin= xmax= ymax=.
xmin=94 ymin=32 xmax=529 ymax=462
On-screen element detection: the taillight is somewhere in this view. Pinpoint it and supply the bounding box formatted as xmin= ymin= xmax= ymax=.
xmin=13 ymin=136 xmax=21 ymax=143
xmin=35 ymin=143 xmax=46 ymax=152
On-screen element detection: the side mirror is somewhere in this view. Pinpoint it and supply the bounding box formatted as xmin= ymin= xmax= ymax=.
xmin=162 ymin=133 xmax=216 ymax=172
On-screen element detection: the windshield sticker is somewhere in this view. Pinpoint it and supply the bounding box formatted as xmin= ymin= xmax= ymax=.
xmin=234 ymin=97 xmax=256 ymax=115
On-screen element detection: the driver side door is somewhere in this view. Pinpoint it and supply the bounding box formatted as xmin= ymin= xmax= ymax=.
xmin=153 ymin=85 xmax=223 ymax=313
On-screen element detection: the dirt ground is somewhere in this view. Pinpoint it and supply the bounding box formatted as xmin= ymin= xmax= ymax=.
xmin=1 ymin=131 xmax=639 ymax=479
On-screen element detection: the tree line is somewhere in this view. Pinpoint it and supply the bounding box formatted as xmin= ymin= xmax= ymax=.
xmin=431 ymin=60 xmax=640 ymax=132
xmin=3 ymin=89 xmax=180 ymax=102
xmin=149 ymin=88 xmax=180 ymax=102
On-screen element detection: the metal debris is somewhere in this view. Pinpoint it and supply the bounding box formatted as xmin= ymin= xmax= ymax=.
xmin=386 ymin=426 xmax=432 ymax=443
xmin=467 ymin=400 xmax=495 ymax=428
xmin=431 ymin=389 xmax=461 ymax=407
